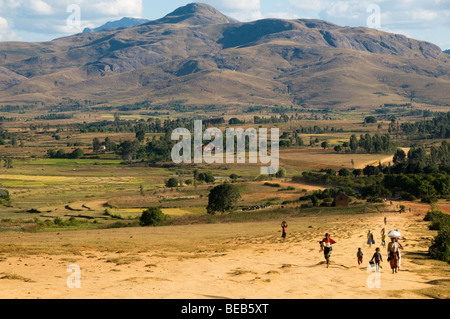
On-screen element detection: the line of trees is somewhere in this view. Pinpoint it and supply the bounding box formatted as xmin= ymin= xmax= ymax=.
xmin=334 ymin=133 xmax=395 ymax=154
xmin=298 ymin=144 xmax=449 ymax=203
xmin=47 ymin=148 xmax=84 ymax=159
xmin=399 ymin=112 xmax=449 ymax=139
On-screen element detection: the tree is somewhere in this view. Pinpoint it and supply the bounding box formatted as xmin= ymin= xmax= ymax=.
xmin=350 ymin=134 xmax=358 ymax=152
xmin=198 ymin=172 xmax=215 ymax=184
xmin=69 ymin=148 xmax=84 ymax=159
xmin=119 ymin=140 xmax=140 ymax=162
xmin=139 ymin=207 xmax=168 ymax=226
xmin=334 ymin=145 xmax=342 ymax=153
xmin=206 ymin=183 xmax=241 ymax=214
xmin=136 ymin=129 xmax=145 ymax=143
xmin=338 ymin=168 xmax=351 ymax=176
xmin=92 ymin=137 xmax=101 ymax=152
xmin=311 ymin=194 xmax=318 ymax=207
xmin=56 ymin=149 xmax=67 ymax=158
xmin=352 ymin=169 xmax=363 ymax=177
xmin=3 ymin=157 xmax=13 ymax=169
xmin=321 ymin=141 xmax=328 ymax=149
xmin=0 ymin=189 xmax=10 ymax=203
xmin=364 ymin=116 xmax=377 ymax=124
xmin=165 ymin=177 xmax=179 ymax=188
xmin=275 ymin=167 xmax=286 ymax=178
xmin=393 ymin=148 xmax=407 ymax=165
xmin=363 ymin=165 xmax=379 ymax=176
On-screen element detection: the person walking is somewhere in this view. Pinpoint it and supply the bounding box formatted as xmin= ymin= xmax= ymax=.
xmin=281 ymin=221 xmax=288 ymax=239
xmin=357 ymin=248 xmax=364 ymax=266
xmin=320 ymin=233 xmax=336 ymax=268
xmin=387 ymin=238 xmax=400 ymax=273
xmin=381 ymin=228 xmax=386 ymax=247
xmin=370 ymin=247 xmax=383 ymax=272
xmin=367 ymin=230 xmax=375 ymax=247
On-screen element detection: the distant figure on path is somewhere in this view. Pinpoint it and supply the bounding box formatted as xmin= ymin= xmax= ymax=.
xmin=381 ymin=228 xmax=386 ymax=247
xmin=357 ymin=248 xmax=364 ymax=265
xmin=367 ymin=230 xmax=375 ymax=247
xmin=281 ymin=221 xmax=288 ymax=239
xmin=384 ymin=217 xmax=387 ymax=225
xmin=320 ymin=233 xmax=336 ymax=268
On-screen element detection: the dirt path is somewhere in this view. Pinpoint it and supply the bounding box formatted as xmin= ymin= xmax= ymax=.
xmin=0 ymin=202 xmax=447 ymax=299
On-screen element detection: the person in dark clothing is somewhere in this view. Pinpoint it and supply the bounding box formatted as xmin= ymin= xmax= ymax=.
xmin=370 ymin=247 xmax=383 ymax=272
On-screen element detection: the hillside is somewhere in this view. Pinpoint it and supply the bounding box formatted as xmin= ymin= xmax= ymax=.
xmin=0 ymin=2 xmax=449 ymax=109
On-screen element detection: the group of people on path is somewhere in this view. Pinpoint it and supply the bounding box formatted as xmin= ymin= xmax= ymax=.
xmin=361 ymin=228 xmax=403 ymax=273
xmin=281 ymin=219 xmax=403 ymax=273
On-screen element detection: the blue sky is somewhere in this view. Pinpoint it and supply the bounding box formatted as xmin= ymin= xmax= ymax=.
xmin=0 ymin=0 xmax=449 ymax=50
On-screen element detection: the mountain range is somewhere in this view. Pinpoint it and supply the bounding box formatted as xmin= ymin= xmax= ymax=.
xmin=0 ymin=2 xmax=449 ymax=109
xmin=83 ymin=17 xmax=150 ymax=33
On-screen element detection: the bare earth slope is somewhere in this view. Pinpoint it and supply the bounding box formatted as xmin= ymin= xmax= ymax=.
xmin=0 ymin=202 xmax=447 ymax=299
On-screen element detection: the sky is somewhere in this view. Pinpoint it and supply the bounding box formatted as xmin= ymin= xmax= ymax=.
xmin=0 ymin=0 xmax=449 ymax=50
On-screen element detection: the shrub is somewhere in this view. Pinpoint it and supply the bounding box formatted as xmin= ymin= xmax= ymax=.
xmin=425 ymin=208 xmax=450 ymax=263
xmin=54 ymin=217 xmax=64 ymax=226
xmin=197 ymin=172 xmax=215 ymax=183
xmin=429 ymin=225 xmax=450 ymax=263
xmin=0 ymin=189 xmax=10 ymax=203
xmin=264 ymin=182 xmax=281 ymax=188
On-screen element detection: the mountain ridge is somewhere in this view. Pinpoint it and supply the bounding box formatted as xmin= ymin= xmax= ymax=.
xmin=83 ymin=17 xmax=150 ymax=33
xmin=0 ymin=2 xmax=449 ymax=109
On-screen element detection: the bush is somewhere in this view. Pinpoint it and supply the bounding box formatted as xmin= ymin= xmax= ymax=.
xmin=264 ymin=182 xmax=281 ymax=188
xmin=139 ymin=207 xmax=169 ymax=226
xmin=165 ymin=177 xmax=179 ymax=188
xmin=424 ymin=209 xmax=450 ymax=230
xmin=425 ymin=209 xmax=450 ymax=263
xmin=429 ymin=225 xmax=450 ymax=263
xmin=0 ymin=189 xmax=11 ymax=203
xmin=197 ymin=172 xmax=215 ymax=183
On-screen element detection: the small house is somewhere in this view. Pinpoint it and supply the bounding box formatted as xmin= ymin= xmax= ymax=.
xmin=334 ymin=192 xmax=349 ymax=207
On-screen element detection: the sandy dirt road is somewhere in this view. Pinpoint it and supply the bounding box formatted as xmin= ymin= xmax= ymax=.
xmin=0 ymin=201 xmax=447 ymax=299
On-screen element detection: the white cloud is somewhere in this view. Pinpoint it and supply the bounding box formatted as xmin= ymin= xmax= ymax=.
xmin=265 ymin=12 xmax=300 ymax=20
xmin=209 ymin=0 xmax=260 ymax=11
xmin=0 ymin=0 xmax=143 ymax=40
xmin=206 ymin=0 xmax=262 ymax=21
xmin=29 ymin=0 xmax=54 ymax=15
xmin=0 ymin=15 xmax=18 ymax=41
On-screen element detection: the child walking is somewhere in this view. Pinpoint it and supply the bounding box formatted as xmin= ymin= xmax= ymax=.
xmin=357 ymin=248 xmax=364 ymax=266
xmin=370 ymin=247 xmax=383 ymax=272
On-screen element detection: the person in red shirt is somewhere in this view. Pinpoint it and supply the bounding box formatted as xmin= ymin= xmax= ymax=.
xmin=320 ymin=233 xmax=336 ymax=268
xmin=281 ymin=221 xmax=288 ymax=239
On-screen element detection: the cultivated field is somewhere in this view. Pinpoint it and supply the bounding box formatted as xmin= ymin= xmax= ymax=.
xmin=0 ymin=107 xmax=448 ymax=299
